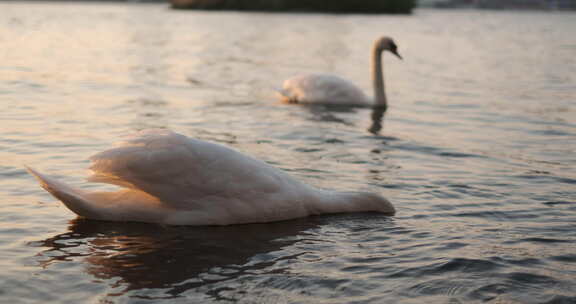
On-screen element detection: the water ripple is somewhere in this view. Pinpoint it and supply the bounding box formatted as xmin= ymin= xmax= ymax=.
xmin=1 ymin=4 xmax=576 ymax=304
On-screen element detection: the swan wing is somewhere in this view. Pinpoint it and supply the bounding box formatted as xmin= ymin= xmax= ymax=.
xmin=282 ymin=74 xmax=370 ymax=105
xmin=88 ymin=129 xmax=298 ymax=209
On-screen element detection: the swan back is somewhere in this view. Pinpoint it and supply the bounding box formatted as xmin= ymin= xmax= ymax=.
xmin=88 ymin=130 xmax=318 ymax=219
xmin=279 ymin=74 xmax=371 ymax=106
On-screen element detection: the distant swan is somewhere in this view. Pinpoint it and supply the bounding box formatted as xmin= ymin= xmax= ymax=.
xmin=278 ymin=36 xmax=402 ymax=108
xmin=27 ymin=129 xmax=395 ymax=226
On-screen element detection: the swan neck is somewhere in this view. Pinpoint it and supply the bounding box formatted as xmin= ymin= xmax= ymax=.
xmin=308 ymin=190 xmax=394 ymax=215
xmin=372 ymin=47 xmax=387 ymax=107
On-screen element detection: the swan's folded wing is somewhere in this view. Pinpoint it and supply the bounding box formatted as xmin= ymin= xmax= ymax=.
xmin=88 ymin=130 xmax=208 ymax=205
xmin=283 ymin=74 xmax=369 ymax=105
xmin=87 ymin=129 xmax=288 ymax=208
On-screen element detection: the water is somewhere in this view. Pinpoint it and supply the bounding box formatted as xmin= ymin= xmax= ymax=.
xmin=1 ymin=2 xmax=575 ymax=303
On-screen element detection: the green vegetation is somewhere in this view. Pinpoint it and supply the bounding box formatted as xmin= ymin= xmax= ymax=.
xmin=170 ymin=0 xmax=417 ymax=14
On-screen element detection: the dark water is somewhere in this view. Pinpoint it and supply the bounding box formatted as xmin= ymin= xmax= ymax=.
xmin=1 ymin=2 xmax=575 ymax=303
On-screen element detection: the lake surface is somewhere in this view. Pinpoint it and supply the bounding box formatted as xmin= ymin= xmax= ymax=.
xmin=1 ymin=2 xmax=575 ymax=303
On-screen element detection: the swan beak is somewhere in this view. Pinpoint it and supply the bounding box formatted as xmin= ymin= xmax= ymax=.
xmin=392 ymin=50 xmax=403 ymax=60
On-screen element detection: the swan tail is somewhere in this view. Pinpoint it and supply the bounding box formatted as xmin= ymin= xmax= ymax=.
xmin=26 ymin=166 xmax=99 ymax=218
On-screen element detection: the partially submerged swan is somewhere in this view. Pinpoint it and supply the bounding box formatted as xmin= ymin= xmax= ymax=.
xmin=27 ymin=129 xmax=394 ymax=226
xmin=278 ymin=36 xmax=402 ymax=108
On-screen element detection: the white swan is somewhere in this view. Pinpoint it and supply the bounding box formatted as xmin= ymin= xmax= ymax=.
xmin=278 ymin=36 xmax=402 ymax=107
xmin=27 ymin=129 xmax=394 ymax=226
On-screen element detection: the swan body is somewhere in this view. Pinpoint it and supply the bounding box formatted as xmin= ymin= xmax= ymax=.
xmin=27 ymin=129 xmax=395 ymax=226
xmin=278 ymin=36 xmax=401 ymax=107
xmin=279 ymin=74 xmax=372 ymax=106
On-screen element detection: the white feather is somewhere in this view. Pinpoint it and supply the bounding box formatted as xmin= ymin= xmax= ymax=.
xmin=279 ymin=74 xmax=371 ymax=105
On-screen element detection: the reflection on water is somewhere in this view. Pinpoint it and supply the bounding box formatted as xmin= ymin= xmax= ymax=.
xmin=37 ymin=218 xmax=320 ymax=301
xmin=303 ymin=104 xmax=359 ymax=126
xmin=368 ymin=106 xmax=387 ymax=134
xmin=298 ymin=103 xmax=388 ymax=134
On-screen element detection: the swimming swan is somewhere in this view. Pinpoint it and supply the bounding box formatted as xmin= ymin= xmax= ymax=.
xmin=27 ymin=129 xmax=395 ymax=226
xmin=278 ymin=36 xmax=402 ymax=108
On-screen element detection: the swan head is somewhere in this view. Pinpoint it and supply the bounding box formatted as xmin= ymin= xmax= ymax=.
xmin=374 ymin=36 xmax=402 ymax=60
